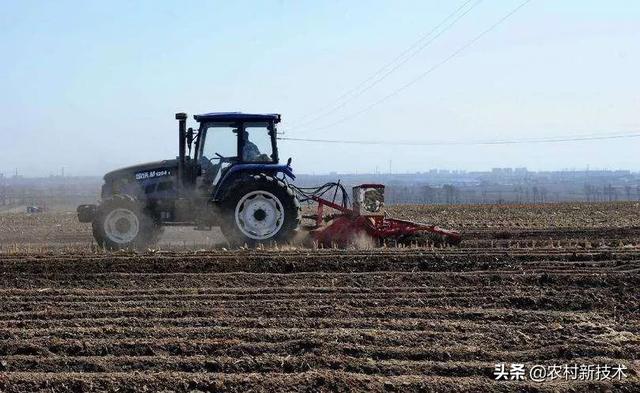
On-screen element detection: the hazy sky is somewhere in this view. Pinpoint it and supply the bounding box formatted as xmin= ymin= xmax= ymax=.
xmin=1 ymin=0 xmax=639 ymax=176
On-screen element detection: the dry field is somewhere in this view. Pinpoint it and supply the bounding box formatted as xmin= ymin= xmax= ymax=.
xmin=0 ymin=202 xmax=638 ymax=392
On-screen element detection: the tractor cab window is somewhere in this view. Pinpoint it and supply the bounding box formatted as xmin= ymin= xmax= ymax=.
xmin=200 ymin=125 xmax=238 ymax=185
xmin=201 ymin=126 xmax=237 ymax=160
xmin=242 ymin=125 xmax=273 ymax=163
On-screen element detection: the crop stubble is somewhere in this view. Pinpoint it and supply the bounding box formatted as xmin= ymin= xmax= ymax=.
xmin=0 ymin=203 xmax=638 ymax=391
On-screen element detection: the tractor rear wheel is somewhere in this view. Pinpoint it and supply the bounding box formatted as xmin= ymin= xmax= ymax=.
xmin=219 ymin=174 xmax=300 ymax=247
xmin=92 ymin=195 xmax=161 ymax=250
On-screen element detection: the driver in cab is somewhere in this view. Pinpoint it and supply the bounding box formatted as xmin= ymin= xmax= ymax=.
xmin=242 ymin=130 xmax=261 ymax=161
xmin=241 ymin=130 xmax=270 ymax=162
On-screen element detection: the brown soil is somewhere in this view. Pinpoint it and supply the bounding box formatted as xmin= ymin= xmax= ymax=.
xmin=0 ymin=203 xmax=638 ymax=391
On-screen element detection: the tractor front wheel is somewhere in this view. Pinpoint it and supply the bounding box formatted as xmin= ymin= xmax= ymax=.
xmin=219 ymin=174 xmax=300 ymax=247
xmin=92 ymin=195 xmax=161 ymax=250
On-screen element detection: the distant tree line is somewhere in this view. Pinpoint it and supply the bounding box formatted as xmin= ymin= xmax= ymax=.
xmin=385 ymin=183 xmax=640 ymax=205
xmin=2 ymin=172 xmax=640 ymax=209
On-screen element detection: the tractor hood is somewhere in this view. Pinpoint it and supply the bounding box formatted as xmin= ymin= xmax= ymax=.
xmin=104 ymin=159 xmax=178 ymax=182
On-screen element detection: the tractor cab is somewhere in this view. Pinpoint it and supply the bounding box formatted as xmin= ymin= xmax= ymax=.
xmin=176 ymin=112 xmax=292 ymax=200
xmin=189 ymin=112 xmax=280 ymax=189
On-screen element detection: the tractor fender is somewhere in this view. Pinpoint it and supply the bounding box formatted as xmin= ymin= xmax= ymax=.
xmin=212 ymin=163 xmax=295 ymax=201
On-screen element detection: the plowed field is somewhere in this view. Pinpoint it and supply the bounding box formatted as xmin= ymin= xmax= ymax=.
xmin=0 ymin=203 xmax=638 ymax=391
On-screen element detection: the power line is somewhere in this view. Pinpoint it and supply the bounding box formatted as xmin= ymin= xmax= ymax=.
xmin=288 ymin=0 xmax=477 ymax=128
xmin=291 ymin=0 xmax=533 ymax=134
xmin=278 ymin=131 xmax=640 ymax=146
xmin=286 ymin=0 xmax=482 ymax=129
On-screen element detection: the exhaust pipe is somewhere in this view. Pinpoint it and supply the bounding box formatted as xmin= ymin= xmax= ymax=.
xmin=175 ymin=112 xmax=187 ymax=196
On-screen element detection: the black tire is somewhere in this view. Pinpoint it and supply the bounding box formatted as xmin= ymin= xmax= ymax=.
xmin=219 ymin=173 xmax=300 ymax=247
xmin=92 ymin=195 xmax=161 ymax=250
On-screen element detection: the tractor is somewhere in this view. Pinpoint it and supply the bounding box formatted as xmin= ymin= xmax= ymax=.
xmin=78 ymin=112 xmax=461 ymax=250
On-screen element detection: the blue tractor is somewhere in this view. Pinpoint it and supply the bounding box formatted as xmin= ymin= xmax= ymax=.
xmin=78 ymin=112 xmax=300 ymax=249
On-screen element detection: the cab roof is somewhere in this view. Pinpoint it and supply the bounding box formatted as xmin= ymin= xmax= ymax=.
xmin=194 ymin=112 xmax=281 ymax=123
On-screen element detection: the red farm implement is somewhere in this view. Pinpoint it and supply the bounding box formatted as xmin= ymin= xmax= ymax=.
xmin=295 ymin=183 xmax=462 ymax=247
